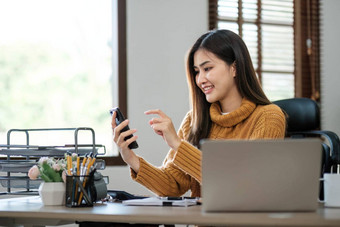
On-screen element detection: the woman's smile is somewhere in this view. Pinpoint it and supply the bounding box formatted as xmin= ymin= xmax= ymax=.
xmin=202 ymin=85 xmax=214 ymax=94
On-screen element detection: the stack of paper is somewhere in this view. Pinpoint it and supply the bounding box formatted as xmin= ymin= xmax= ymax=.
xmin=122 ymin=197 xmax=199 ymax=207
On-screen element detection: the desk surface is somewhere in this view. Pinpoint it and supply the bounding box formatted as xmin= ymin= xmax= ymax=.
xmin=1 ymin=196 xmax=340 ymax=227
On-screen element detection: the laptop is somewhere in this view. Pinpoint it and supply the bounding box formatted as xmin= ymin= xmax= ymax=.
xmin=200 ymin=139 xmax=322 ymax=212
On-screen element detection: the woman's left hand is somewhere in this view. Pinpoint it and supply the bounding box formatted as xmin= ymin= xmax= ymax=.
xmin=144 ymin=109 xmax=181 ymax=151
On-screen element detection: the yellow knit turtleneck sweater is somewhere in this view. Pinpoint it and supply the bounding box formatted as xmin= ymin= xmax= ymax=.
xmin=131 ymin=99 xmax=286 ymax=197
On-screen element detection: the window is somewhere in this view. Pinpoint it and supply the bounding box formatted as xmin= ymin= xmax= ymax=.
xmin=0 ymin=0 xmax=126 ymax=163
xmin=209 ymin=0 xmax=321 ymax=102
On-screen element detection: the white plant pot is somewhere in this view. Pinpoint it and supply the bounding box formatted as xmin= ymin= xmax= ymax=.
xmin=39 ymin=182 xmax=66 ymax=206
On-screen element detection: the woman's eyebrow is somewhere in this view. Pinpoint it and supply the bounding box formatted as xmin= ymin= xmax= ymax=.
xmin=194 ymin=60 xmax=211 ymax=68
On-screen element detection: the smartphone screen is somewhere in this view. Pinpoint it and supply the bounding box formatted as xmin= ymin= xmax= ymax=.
xmin=110 ymin=107 xmax=138 ymax=149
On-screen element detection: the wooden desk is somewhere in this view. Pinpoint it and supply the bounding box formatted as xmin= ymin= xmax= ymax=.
xmin=1 ymin=196 xmax=340 ymax=227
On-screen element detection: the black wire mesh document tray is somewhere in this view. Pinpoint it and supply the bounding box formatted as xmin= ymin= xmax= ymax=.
xmin=0 ymin=127 xmax=107 ymax=194
xmin=0 ymin=127 xmax=106 ymax=157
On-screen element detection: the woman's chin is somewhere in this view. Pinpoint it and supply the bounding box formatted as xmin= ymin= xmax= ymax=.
xmin=205 ymin=96 xmax=217 ymax=103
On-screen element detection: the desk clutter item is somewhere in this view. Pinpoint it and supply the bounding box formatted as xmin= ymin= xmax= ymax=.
xmin=107 ymin=190 xmax=148 ymax=201
xmin=0 ymin=127 xmax=107 ymax=195
xmin=65 ymin=151 xmax=108 ymax=207
xmin=320 ymin=173 xmax=340 ymax=207
xmin=39 ymin=182 xmax=66 ymax=206
xmin=65 ymin=170 xmax=107 ymax=207
xmin=122 ymin=197 xmax=200 ymax=207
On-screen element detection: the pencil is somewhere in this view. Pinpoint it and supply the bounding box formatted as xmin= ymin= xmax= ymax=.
xmin=77 ymin=156 xmax=96 ymax=205
xmin=67 ymin=154 xmax=72 ymax=175
xmin=76 ymin=155 xmax=80 ymax=176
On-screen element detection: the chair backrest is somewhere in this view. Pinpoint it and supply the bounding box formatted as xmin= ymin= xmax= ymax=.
xmin=273 ymin=98 xmax=320 ymax=132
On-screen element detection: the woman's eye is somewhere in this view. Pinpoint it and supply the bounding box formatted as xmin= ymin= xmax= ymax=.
xmin=194 ymin=70 xmax=199 ymax=75
xmin=204 ymin=67 xmax=212 ymax=72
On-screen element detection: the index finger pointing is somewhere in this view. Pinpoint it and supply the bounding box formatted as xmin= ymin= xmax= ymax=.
xmin=144 ymin=109 xmax=167 ymax=118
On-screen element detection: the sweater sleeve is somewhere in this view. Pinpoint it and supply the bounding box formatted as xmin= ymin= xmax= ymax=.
xmin=172 ymin=140 xmax=201 ymax=183
xmin=130 ymin=156 xmax=191 ymax=196
xmin=130 ymin=111 xmax=197 ymax=196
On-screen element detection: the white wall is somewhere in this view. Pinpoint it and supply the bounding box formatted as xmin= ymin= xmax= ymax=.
xmin=320 ymin=0 xmax=340 ymax=136
xmin=102 ymin=0 xmax=208 ymax=196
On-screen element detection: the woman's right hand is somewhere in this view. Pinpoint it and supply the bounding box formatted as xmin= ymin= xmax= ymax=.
xmin=111 ymin=111 xmax=140 ymax=172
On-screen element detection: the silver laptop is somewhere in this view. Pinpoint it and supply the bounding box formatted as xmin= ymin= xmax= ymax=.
xmin=200 ymin=139 xmax=322 ymax=212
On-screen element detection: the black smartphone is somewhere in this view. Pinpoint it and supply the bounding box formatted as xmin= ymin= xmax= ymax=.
xmin=110 ymin=107 xmax=138 ymax=149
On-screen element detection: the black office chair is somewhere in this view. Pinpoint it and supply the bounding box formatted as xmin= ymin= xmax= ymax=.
xmin=273 ymin=98 xmax=340 ymax=199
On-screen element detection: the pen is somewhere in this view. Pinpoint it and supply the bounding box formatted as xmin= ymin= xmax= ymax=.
xmin=159 ymin=197 xmax=183 ymax=200
xmin=72 ymin=175 xmax=77 ymax=205
xmin=159 ymin=196 xmax=200 ymax=200
xmin=80 ymin=154 xmax=88 ymax=178
xmin=74 ymin=154 xmax=80 ymax=201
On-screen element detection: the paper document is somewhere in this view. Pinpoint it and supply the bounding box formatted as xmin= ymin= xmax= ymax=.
xmin=122 ymin=197 xmax=200 ymax=207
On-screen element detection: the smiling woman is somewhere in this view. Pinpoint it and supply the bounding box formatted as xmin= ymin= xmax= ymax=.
xmin=110 ymin=29 xmax=286 ymax=198
xmin=0 ymin=0 xmax=116 ymax=155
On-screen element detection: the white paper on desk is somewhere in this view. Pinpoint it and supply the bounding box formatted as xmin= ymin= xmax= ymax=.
xmin=122 ymin=197 xmax=198 ymax=207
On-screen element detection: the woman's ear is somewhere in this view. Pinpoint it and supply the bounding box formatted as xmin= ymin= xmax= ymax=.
xmin=231 ymin=61 xmax=237 ymax=78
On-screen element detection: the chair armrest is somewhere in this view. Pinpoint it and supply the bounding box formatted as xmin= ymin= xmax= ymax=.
xmin=289 ymin=130 xmax=340 ymax=167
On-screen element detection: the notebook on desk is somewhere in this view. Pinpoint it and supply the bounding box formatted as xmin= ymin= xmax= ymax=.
xmin=200 ymin=139 xmax=322 ymax=212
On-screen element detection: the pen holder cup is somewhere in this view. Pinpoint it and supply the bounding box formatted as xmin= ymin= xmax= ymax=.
xmin=65 ymin=174 xmax=94 ymax=207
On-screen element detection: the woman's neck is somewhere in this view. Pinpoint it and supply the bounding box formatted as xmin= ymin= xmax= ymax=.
xmin=219 ymin=94 xmax=243 ymax=113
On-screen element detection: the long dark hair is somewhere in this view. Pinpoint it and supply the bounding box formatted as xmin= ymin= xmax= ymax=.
xmin=186 ymin=29 xmax=271 ymax=146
